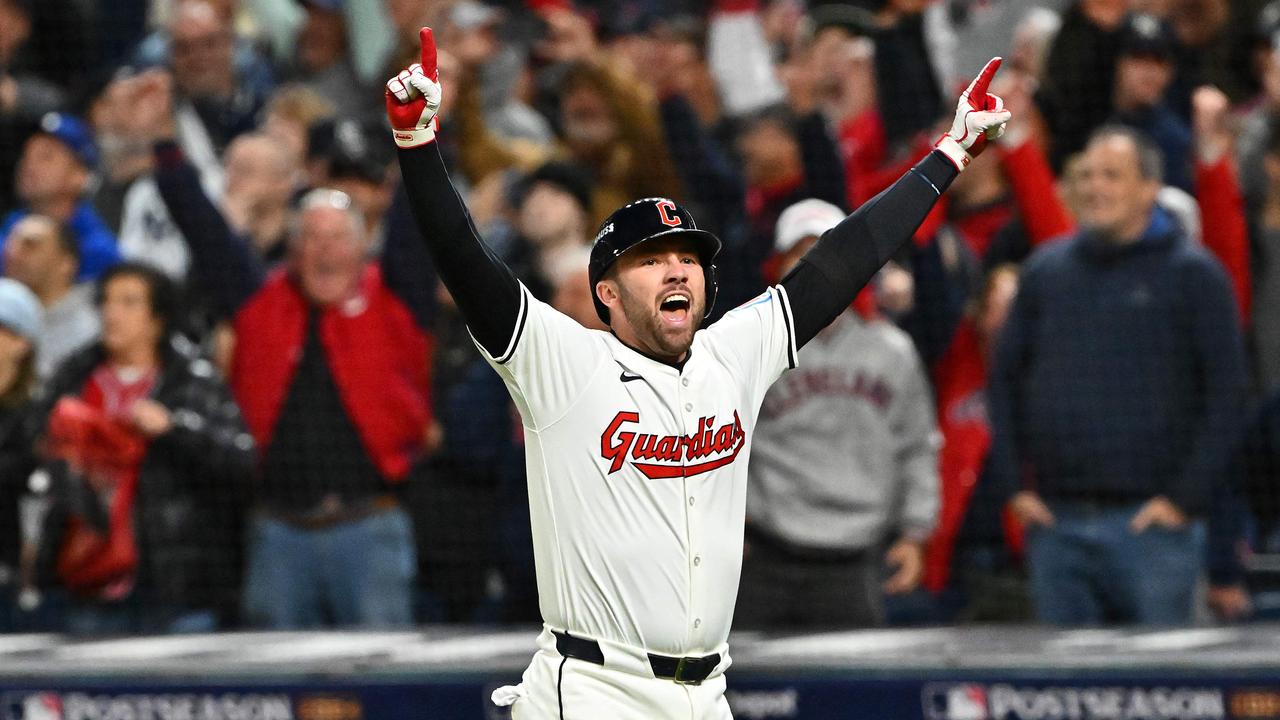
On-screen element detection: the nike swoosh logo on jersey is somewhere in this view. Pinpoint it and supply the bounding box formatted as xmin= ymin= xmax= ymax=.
xmin=620 ymin=371 xmax=644 ymax=382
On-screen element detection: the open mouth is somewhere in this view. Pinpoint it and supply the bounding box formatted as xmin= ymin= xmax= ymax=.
xmin=659 ymin=293 xmax=691 ymax=325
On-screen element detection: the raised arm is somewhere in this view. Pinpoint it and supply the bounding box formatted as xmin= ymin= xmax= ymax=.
xmin=998 ymin=139 xmax=1076 ymax=246
xmin=658 ymin=94 xmax=746 ymax=234
xmin=153 ymin=143 xmax=266 ymax=317
xmin=387 ymin=28 xmax=522 ymax=357
xmin=781 ymin=58 xmax=1011 ymax=347
xmin=124 ymin=70 xmax=264 ymax=317
xmin=1192 ymin=87 xmax=1251 ymax=324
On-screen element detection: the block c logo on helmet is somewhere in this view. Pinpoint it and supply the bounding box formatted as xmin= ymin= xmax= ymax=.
xmin=656 ymin=200 xmax=682 ymax=228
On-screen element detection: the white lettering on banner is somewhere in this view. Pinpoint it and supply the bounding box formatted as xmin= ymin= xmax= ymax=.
xmin=53 ymin=694 xmax=293 ymax=720
xmin=725 ymin=689 xmax=799 ymax=719
xmin=924 ymin=684 xmax=1225 ymax=720
xmin=987 ymin=685 xmax=1225 ymax=720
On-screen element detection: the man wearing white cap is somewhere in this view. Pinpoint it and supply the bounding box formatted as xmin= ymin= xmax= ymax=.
xmin=736 ymin=198 xmax=941 ymax=629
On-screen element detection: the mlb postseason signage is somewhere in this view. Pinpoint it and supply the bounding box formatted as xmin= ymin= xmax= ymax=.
xmin=2 ymin=675 xmax=1278 ymax=720
xmin=4 ymin=627 xmax=1280 ymax=720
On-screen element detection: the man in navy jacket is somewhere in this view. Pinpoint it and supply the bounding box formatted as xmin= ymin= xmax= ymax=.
xmin=987 ymin=125 xmax=1249 ymax=625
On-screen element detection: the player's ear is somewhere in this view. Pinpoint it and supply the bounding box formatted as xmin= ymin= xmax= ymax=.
xmin=596 ymin=279 xmax=619 ymax=313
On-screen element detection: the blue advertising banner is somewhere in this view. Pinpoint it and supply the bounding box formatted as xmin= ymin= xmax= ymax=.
xmin=4 ymin=673 xmax=1280 ymax=720
xmin=5 ymin=627 xmax=1280 ymax=720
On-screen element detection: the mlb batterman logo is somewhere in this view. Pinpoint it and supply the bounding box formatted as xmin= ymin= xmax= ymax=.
xmin=4 ymin=692 xmax=62 ymax=720
xmin=924 ymin=684 xmax=989 ymax=720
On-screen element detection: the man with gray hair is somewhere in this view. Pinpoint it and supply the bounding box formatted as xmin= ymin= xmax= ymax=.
xmin=223 ymin=188 xmax=432 ymax=630
xmin=736 ymin=198 xmax=940 ymax=629
xmin=987 ymin=125 xmax=1249 ymax=625
xmin=153 ymin=144 xmax=433 ymax=630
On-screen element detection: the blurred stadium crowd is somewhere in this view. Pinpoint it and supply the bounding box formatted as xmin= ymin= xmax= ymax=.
xmin=1 ymin=0 xmax=1279 ymax=634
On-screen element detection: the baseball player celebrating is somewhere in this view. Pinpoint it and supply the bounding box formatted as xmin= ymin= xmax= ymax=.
xmin=387 ymin=28 xmax=1009 ymax=720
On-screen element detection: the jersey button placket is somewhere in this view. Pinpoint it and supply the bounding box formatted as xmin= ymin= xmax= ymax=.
xmin=677 ymin=383 xmax=703 ymax=643
xmin=686 ymin=478 xmax=704 ymax=644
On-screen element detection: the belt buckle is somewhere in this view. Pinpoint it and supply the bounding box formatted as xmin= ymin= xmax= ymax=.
xmin=672 ymin=657 xmax=702 ymax=686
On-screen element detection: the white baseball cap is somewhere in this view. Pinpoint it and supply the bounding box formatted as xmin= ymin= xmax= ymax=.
xmin=0 ymin=278 xmax=42 ymax=342
xmin=774 ymin=199 xmax=846 ymax=254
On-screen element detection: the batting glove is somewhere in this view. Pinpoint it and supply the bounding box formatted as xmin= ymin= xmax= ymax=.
xmin=935 ymin=57 xmax=1012 ymax=172
xmin=385 ymin=27 xmax=442 ymax=149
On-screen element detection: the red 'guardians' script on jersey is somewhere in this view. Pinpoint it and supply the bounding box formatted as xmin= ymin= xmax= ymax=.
xmin=600 ymin=411 xmax=746 ymax=479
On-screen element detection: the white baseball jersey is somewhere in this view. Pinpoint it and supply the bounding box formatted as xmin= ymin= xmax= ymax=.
xmin=476 ymin=282 xmax=798 ymax=661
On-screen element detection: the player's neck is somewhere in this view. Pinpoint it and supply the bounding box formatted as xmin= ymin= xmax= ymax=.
xmin=609 ymin=329 xmax=689 ymax=370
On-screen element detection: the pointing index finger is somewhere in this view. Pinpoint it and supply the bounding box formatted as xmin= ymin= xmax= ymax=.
xmin=966 ymin=56 xmax=1002 ymax=110
xmin=419 ymin=27 xmax=438 ymax=81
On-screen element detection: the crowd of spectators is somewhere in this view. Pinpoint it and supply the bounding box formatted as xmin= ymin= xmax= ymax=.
xmin=0 ymin=0 xmax=1278 ymax=633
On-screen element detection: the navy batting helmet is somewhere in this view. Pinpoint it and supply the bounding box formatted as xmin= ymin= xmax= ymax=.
xmin=588 ymin=197 xmax=721 ymax=324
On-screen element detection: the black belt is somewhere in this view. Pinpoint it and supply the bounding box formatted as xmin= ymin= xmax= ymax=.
xmin=262 ymin=494 xmax=399 ymax=530
xmin=553 ymin=631 xmax=721 ymax=685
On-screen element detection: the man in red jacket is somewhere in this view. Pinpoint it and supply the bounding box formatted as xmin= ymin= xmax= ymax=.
xmin=229 ymin=189 xmax=432 ymax=629
xmin=134 ymin=112 xmax=427 ymax=633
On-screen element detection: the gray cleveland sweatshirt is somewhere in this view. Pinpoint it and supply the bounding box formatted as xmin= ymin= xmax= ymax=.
xmin=746 ymin=310 xmax=940 ymax=551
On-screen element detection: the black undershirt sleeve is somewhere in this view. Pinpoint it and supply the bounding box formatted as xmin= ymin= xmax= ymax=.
xmin=780 ymin=149 xmax=958 ymax=348
xmin=396 ymin=142 xmax=523 ymax=357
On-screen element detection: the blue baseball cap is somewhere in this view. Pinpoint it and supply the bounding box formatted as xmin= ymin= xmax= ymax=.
xmin=36 ymin=112 xmax=99 ymax=172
